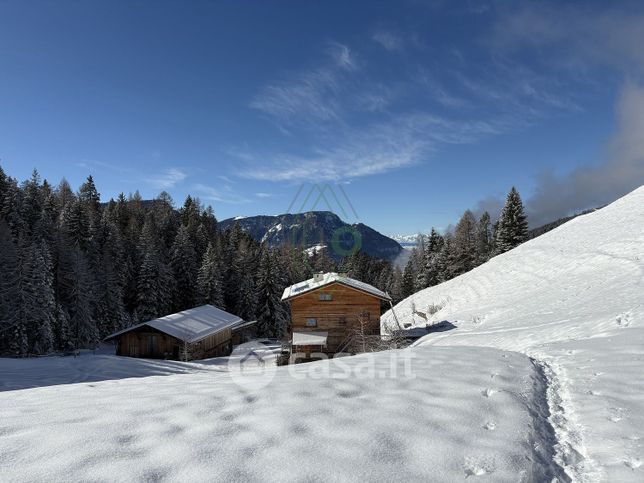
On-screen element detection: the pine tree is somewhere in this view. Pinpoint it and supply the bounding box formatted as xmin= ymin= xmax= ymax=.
xmin=170 ymin=225 xmax=197 ymax=311
xmin=93 ymin=215 xmax=128 ymax=337
xmin=24 ymin=241 xmax=55 ymax=353
xmin=255 ymin=247 xmax=288 ymax=338
xmin=57 ymin=238 xmax=97 ymax=350
xmin=424 ymin=228 xmax=444 ymax=287
xmin=236 ymin=247 xmax=257 ymax=321
xmin=401 ymin=256 xmax=416 ymax=299
xmin=414 ymin=235 xmax=428 ymax=290
xmin=0 ymin=221 xmax=25 ymax=354
xmin=452 ymin=210 xmax=477 ymax=276
xmin=436 ymin=232 xmax=456 ymax=283
xmin=495 ymin=187 xmax=528 ymax=254
xmin=136 ymin=247 xmax=174 ymax=322
xmin=60 ymin=198 xmax=90 ymax=250
xmin=197 ymin=242 xmax=225 ymax=307
xmin=20 ymin=169 xmax=43 ymax=234
xmin=476 ymin=211 xmax=493 ymax=264
xmin=136 ymin=215 xmax=174 ymax=322
xmin=223 ymin=222 xmax=243 ymax=312
xmin=79 ymin=175 xmax=101 ymax=214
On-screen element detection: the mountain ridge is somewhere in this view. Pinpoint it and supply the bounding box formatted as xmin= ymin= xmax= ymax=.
xmin=219 ymin=211 xmax=403 ymax=261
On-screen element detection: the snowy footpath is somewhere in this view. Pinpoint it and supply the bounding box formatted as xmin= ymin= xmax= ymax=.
xmin=383 ymin=186 xmax=644 ymax=481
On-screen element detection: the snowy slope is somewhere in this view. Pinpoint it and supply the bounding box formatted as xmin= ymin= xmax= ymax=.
xmin=382 ymin=186 xmax=644 ymax=482
xmin=0 ymin=342 xmax=282 ymax=392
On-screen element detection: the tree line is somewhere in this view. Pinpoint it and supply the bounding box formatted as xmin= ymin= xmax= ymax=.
xmin=399 ymin=186 xmax=528 ymax=300
xmin=0 ymin=167 xmax=400 ymax=355
xmin=0 ymin=166 xmax=528 ymax=356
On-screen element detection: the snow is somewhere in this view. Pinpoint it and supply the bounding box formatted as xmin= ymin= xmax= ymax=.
xmin=382 ymin=185 xmax=644 ymax=482
xmin=105 ymin=305 xmax=244 ymax=343
xmin=292 ymin=331 xmax=328 ymax=346
xmin=2 ymin=186 xmax=643 ymax=481
xmin=303 ymin=243 xmax=326 ymax=256
xmin=1 ymin=346 xmax=561 ymax=482
xmin=0 ymin=342 xmax=282 ymax=392
xmin=282 ymin=272 xmax=391 ymax=301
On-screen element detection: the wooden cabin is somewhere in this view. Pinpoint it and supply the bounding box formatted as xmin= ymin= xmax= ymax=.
xmin=104 ymin=305 xmax=248 ymax=360
xmin=281 ymin=272 xmax=392 ymax=359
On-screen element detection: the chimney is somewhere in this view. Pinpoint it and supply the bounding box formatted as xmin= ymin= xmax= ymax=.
xmin=313 ymin=272 xmax=325 ymax=283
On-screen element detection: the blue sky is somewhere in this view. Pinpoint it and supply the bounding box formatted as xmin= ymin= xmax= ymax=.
xmin=1 ymin=1 xmax=643 ymax=234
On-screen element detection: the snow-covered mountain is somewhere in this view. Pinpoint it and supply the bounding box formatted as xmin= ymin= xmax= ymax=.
xmin=382 ymin=186 xmax=644 ymax=482
xmin=388 ymin=233 xmax=424 ymax=248
xmin=219 ymin=211 xmax=403 ymax=261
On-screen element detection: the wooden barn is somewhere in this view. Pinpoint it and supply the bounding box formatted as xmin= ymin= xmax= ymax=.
xmin=281 ymin=272 xmax=392 ymax=359
xmin=104 ymin=305 xmax=248 ymax=360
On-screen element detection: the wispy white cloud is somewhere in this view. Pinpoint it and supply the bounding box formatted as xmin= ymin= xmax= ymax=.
xmin=193 ymin=183 xmax=250 ymax=204
xmin=246 ymin=25 xmax=586 ymax=188
xmin=465 ymin=3 xmax=644 ymax=226
xmin=75 ymin=159 xmax=134 ymax=175
xmin=326 ymin=41 xmax=357 ymax=70
xmin=250 ymin=67 xmax=340 ymax=125
xmin=146 ymin=168 xmax=187 ymax=189
xmin=255 ymin=192 xmax=273 ymax=198
xmin=235 ymin=112 xmax=510 ymax=182
xmin=372 ymin=31 xmax=403 ymax=52
xmin=249 ymin=42 xmax=358 ymax=128
xmin=490 ymin=3 xmax=644 ymax=85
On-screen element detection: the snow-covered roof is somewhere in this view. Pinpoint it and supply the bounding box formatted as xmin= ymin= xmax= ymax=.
xmin=281 ymin=272 xmax=391 ymax=301
xmin=104 ymin=305 xmax=244 ymax=344
xmin=292 ymin=331 xmax=328 ymax=346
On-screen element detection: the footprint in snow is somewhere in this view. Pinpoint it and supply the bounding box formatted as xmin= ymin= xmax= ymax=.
xmin=483 ymin=422 xmax=496 ymax=431
xmin=616 ymin=313 xmax=632 ymax=328
xmin=482 ymin=388 xmax=497 ymax=398
xmin=624 ymin=458 xmax=642 ymax=470
xmin=464 ymin=457 xmax=495 ymax=477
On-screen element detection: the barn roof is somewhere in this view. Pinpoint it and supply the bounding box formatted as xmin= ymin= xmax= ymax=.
xmin=281 ymin=272 xmax=391 ymax=301
xmin=104 ymin=305 xmax=244 ymax=344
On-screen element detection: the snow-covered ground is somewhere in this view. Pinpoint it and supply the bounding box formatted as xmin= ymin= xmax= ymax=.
xmin=1 ymin=187 xmax=642 ymax=482
xmin=0 ymin=341 xmax=282 ymax=392
xmin=382 ymin=186 xmax=644 ymax=482
xmin=2 ymin=346 xmax=560 ymax=482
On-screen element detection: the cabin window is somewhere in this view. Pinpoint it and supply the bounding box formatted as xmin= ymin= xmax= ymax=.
xmin=319 ymin=293 xmax=333 ymax=301
xmin=338 ymin=316 xmax=347 ymax=325
xmin=306 ymin=318 xmax=317 ymax=327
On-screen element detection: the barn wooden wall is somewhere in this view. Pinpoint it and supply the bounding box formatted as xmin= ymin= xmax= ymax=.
xmin=115 ymin=326 xmax=232 ymax=360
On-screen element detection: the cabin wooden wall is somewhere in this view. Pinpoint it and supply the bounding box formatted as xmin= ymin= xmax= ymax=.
xmin=289 ymin=282 xmax=382 ymax=353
